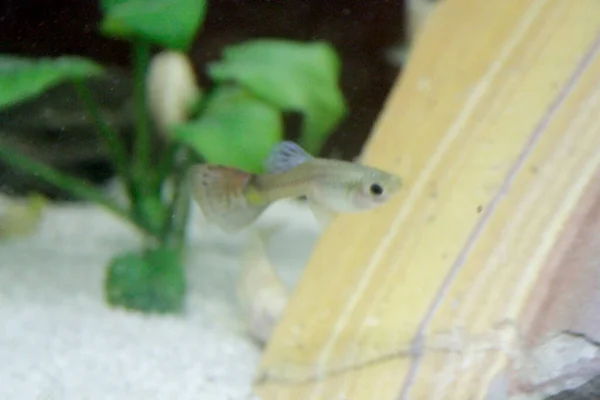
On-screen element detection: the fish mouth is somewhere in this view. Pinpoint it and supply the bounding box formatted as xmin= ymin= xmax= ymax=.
xmin=380 ymin=182 xmax=401 ymax=200
xmin=380 ymin=178 xmax=402 ymax=202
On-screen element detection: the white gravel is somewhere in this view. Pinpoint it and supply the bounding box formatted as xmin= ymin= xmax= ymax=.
xmin=0 ymin=198 xmax=321 ymax=400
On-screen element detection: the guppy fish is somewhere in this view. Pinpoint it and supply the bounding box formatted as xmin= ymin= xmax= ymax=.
xmin=189 ymin=141 xmax=402 ymax=233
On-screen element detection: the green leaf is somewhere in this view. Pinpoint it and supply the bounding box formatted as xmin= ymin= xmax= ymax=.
xmin=207 ymin=39 xmax=347 ymax=154
xmin=100 ymin=0 xmax=129 ymax=12
xmin=174 ymin=86 xmax=282 ymax=173
xmin=100 ymin=0 xmax=207 ymax=51
xmin=0 ymin=55 xmax=103 ymax=110
xmin=105 ymin=248 xmax=186 ymax=314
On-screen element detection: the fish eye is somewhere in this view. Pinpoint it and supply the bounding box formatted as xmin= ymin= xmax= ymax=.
xmin=369 ymin=183 xmax=384 ymax=196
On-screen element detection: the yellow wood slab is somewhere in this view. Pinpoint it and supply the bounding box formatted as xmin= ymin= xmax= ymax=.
xmin=255 ymin=0 xmax=600 ymax=398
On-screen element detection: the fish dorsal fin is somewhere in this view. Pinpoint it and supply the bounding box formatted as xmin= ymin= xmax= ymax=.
xmin=264 ymin=141 xmax=313 ymax=174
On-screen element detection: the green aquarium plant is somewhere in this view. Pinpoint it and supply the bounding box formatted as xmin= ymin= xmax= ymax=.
xmin=0 ymin=0 xmax=346 ymax=314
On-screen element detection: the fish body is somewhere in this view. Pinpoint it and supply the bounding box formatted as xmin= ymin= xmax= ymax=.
xmin=189 ymin=141 xmax=402 ymax=233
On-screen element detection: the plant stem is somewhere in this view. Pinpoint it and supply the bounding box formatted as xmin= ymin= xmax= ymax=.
xmin=155 ymin=141 xmax=176 ymax=183
xmin=163 ymin=146 xmax=193 ymax=250
xmin=127 ymin=41 xmax=169 ymax=237
xmin=160 ymin=91 xmax=216 ymax=249
xmin=132 ymin=40 xmax=152 ymax=179
xmin=72 ymin=80 xmax=130 ymax=182
xmin=0 ymin=144 xmax=157 ymax=239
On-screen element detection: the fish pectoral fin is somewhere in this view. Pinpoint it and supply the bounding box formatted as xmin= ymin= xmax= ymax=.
xmin=264 ymin=141 xmax=313 ymax=174
xmin=189 ymin=164 xmax=269 ymax=233
xmin=307 ymin=199 xmax=336 ymax=227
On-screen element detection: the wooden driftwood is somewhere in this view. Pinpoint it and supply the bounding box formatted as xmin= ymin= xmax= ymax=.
xmin=254 ymin=0 xmax=600 ymax=398
xmin=406 ymin=0 xmax=439 ymax=43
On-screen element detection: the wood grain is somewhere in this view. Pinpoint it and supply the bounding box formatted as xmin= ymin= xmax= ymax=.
xmin=254 ymin=0 xmax=600 ymax=398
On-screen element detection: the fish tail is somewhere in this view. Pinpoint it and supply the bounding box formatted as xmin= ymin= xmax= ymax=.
xmin=189 ymin=164 xmax=269 ymax=233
